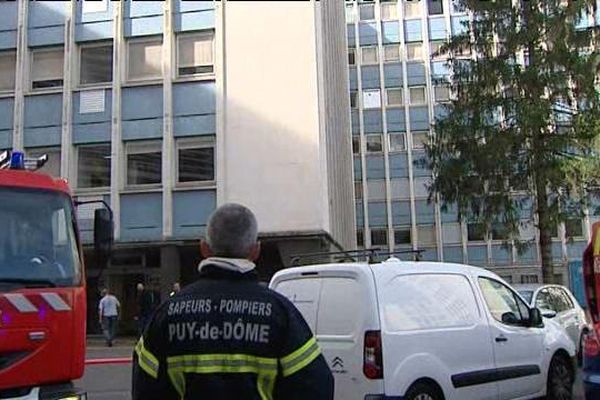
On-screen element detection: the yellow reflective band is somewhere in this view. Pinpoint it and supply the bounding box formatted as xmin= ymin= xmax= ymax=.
xmin=279 ymin=337 xmax=321 ymax=377
xmin=135 ymin=337 xmax=160 ymax=379
xmin=166 ymin=354 xmax=278 ymax=400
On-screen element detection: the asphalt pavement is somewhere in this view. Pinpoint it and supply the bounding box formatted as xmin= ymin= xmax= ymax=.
xmin=77 ymin=337 xmax=586 ymax=400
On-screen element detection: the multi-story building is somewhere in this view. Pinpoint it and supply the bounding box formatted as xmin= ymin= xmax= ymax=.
xmin=0 ymin=0 xmax=354 ymax=330
xmin=344 ymin=0 xmax=597 ymax=286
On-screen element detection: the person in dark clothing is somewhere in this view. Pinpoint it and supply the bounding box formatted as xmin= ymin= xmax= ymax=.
xmin=135 ymin=283 xmax=155 ymax=337
xmin=132 ymin=203 xmax=334 ymax=400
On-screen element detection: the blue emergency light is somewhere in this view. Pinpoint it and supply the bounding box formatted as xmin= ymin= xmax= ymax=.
xmin=9 ymin=151 xmax=25 ymax=170
xmin=0 ymin=150 xmax=48 ymax=171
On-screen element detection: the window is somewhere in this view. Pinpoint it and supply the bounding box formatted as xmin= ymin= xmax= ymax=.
xmin=389 ymin=133 xmax=406 ymax=152
xmin=128 ymin=39 xmax=162 ymax=81
xmin=349 ymin=48 xmax=356 ymax=66
xmin=361 ymin=47 xmax=378 ymax=64
xmin=404 ymin=0 xmax=422 ymax=18
xmin=442 ymin=223 xmax=461 ymax=244
xmin=352 ymin=136 xmax=360 ymax=154
xmin=456 ymin=43 xmax=471 ymax=57
xmin=317 ymin=278 xmax=365 ymax=336
xmin=520 ymin=274 xmax=539 ymax=284
xmin=355 ymin=181 xmax=363 ymax=200
xmin=346 ymin=4 xmax=356 ymax=23
xmin=382 ymin=274 xmax=480 ymax=331
xmin=384 ymin=45 xmax=400 ymax=62
xmin=366 ymin=134 xmax=383 ymax=153
xmin=80 ymin=43 xmax=113 ymax=86
xmin=479 ymin=278 xmax=530 ymax=325
xmin=362 ymin=89 xmax=382 ymax=109
xmin=565 ymin=219 xmax=583 ymax=238
xmin=535 ymin=289 xmax=553 ymax=310
xmin=386 ymin=88 xmax=403 ymax=106
xmin=491 ymin=222 xmax=510 ymax=240
xmin=434 ymin=85 xmax=450 ymax=102
xmin=428 ymin=0 xmax=443 ymax=15
xmin=553 ymin=288 xmax=574 ymax=311
xmin=77 ymin=145 xmax=111 ymax=189
xmin=357 ymin=228 xmax=364 ymax=247
xmin=452 ymin=0 xmax=467 ymax=13
xmin=177 ymin=144 xmax=215 ymax=183
xmin=499 ymin=274 xmax=513 ymax=284
xmin=177 ymin=31 xmax=214 ymax=76
xmin=0 ymin=51 xmax=16 ymax=92
xmin=381 ymin=3 xmax=398 ymax=20
xmin=126 ymin=142 xmax=162 ymax=186
xmin=27 ymin=148 xmax=61 ymax=178
xmin=394 ymin=227 xmax=411 ymax=245
xmin=412 ymin=131 xmax=429 ymax=149
xmin=82 ymin=0 xmax=108 ymax=13
xmin=406 ymin=43 xmax=423 ymax=60
xmin=409 ymin=86 xmax=426 ymax=104
xmin=467 ymin=222 xmax=485 ymax=241
xmin=359 ymin=4 xmax=375 ymax=21
xmin=371 ymin=228 xmax=388 ymax=246
xmin=31 ymin=47 xmax=64 ymax=90
xmin=417 ymin=225 xmax=436 ymax=245
xmin=350 ymin=91 xmax=358 ymax=108
xmin=430 ymin=41 xmax=447 ymax=59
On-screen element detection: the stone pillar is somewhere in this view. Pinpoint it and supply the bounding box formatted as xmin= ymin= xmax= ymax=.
xmin=160 ymin=246 xmax=181 ymax=299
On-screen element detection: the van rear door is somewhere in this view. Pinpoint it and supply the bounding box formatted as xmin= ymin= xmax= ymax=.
xmin=270 ymin=266 xmax=383 ymax=400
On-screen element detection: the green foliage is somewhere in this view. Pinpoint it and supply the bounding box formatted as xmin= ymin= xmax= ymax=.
xmin=426 ymin=0 xmax=600 ymax=277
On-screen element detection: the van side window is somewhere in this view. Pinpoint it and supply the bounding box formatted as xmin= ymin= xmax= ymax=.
xmin=382 ymin=274 xmax=480 ymax=332
xmin=478 ymin=278 xmax=530 ymax=326
xmin=317 ymin=278 xmax=363 ymax=336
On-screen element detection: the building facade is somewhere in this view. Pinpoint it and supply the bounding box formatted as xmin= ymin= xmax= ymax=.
xmin=0 ymin=0 xmax=353 ymax=331
xmin=345 ymin=0 xmax=599 ymax=286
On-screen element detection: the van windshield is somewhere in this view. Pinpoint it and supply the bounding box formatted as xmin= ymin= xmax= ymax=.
xmin=0 ymin=187 xmax=81 ymax=288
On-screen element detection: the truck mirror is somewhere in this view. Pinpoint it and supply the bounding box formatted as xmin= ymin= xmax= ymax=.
xmin=94 ymin=208 xmax=113 ymax=267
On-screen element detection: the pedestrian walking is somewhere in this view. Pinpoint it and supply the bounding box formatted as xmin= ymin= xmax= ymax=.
xmin=135 ymin=283 xmax=155 ymax=337
xmin=132 ymin=203 xmax=334 ymax=400
xmin=98 ymin=288 xmax=120 ymax=347
xmin=169 ymin=282 xmax=181 ymax=297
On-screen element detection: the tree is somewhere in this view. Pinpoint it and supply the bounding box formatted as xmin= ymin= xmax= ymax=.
xmin=426 ymin=0 xmax=600 ymax=283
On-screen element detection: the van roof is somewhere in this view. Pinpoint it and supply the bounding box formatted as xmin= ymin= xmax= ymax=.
xmin=272 ymin=259 xmax=500 ymax=282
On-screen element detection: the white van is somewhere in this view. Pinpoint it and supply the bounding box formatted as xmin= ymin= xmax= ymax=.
xmin=269 ymin=259 xmax=576 ymax=400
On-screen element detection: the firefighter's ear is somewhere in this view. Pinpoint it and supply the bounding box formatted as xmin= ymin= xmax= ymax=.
xmin=248 ymin=242 xmax=261 ymax=262
xmin=200 ymin=240 xmax=213 ymax=258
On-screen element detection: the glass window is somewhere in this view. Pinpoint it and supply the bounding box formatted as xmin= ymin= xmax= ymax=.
xmin=381 ymin=3 xmax=398 ymax=20
xmin=363 ymin=89 xmax=382 ymax=109
xmin=452 ymin=0 xmax=467 ymax=13
xmin=317 ymin=278 xmax=365 ymax=335
xmin=550 ymin=287 xmax=574 ymax=312
xmin=404 ymin=0 xmax=422 ymax=18
xmin=389 ymin=133 xmax=406 ymax=152
xmin=361 ymin=47 xmax=379 ymax=64
xmin=479 ymin=278 xmax=530 ymax=325
xmin=27 ymin=148 xmax=61 ymax=178
xmin=386 ymin=88 xmax=403 ymax=106
xmin=346 ymin=4 xmax=356 ymax=23
xmin=349 ymin=48 xmax=356 ymax=65
xmin=352 ymin=136 xmax=360 ymax=154
xmin=359 ymin=4 xmax=375 ymax=20
xmin=366 ymin=134 xmax=383 ymax=153
xmin=177 ymin=31 xmax=214 ymax=76
xmin=355 ymin=181 xmax=363 ymax=200
xmin=178 ymin=147 xmax=214 ymax=183
xmin=409 ymin=86 xmax=426 ymax=104
xmin=442 ymin=223 xmax=461 ymax=244
xmin=428 ymin=0 xmax=444 ymax=15
xmin=406 ymin=43 xmax=423 ymax=60
xmin=520 ymin=274 xmax=539 ymax=284
xmin=371 ymin=228 xmax=388 ymax=246
xmin=77 ymin=145 xmax=111 ymax=188
xmin=491 ymin=222 xmax=509 ymax=240
xmin=467 ymin=222 xmax=485 ymax=241
xmin=412 ymin=131 xmax=429 ymax=149
xmin=0 ymin=51 xmax=16 ymax=91
xmin=383 ymin=274 xmax=480 ymax=331
xmin=417 ymin=225 xmax=436 ymax=245
xmin=565 ymin=219 xmax=583 ymax=238
xmin=535 ymin=289 xmax=554 ymax=311
xmin=127 ymin=143 xmax=162 ymax=186
xmin=128 ymin=39 xmax=162 ymax=81
xmin=80 ymin=44 xmax=113 ymax=85
xmin=384 ymin=45 xmax=400 ymax=62
xmin=430 ymin=41 xmax=447 ymax=59
xmin=357 ymin=228 xmax=364 ymax=247
xmin=500 ymin=274 xmax=514 ymax=284
xmin=31 ymin=48 xmax=64 ymax=90
xmin=394 ymin=227 xmax=411 ymax=245
xmin=434 ymin=85 xmax=450 ymax=102
xmin=350 ymin=90 xmax=358 ymax=108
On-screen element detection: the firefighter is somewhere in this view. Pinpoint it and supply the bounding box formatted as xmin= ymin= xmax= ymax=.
xmin=132 ymin=203 xmax=334 ymax=400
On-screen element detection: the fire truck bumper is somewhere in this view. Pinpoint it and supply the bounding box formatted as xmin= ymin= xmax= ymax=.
xmin=0 ymin=384 xmax=86 ymax=400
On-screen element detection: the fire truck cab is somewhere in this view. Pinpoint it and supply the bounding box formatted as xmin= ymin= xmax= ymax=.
xmin=0 ymin=151 xmax=113 ymax=399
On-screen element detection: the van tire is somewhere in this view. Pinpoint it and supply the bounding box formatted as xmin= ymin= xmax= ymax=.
xmin=546 ymin=354 xmax=574 ymax=400
xmin=405 ymin=381 xmax=443 ymax=400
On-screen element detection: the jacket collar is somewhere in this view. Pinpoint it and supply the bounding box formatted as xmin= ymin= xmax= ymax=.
xmin=198 ymin=257 xmax=256 ymax=274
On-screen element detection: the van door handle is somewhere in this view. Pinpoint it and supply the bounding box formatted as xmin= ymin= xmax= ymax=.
xmin=495 ymin=336 xmax=508 ymax=343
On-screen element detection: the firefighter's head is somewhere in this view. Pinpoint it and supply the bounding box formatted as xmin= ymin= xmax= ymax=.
xmin=201 ymin=203 xmax=260 ymax=261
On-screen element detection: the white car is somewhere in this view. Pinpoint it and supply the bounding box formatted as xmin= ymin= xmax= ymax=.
xmin=515 ymin=284 xmax=590 ymax=362
xmin=270 ymin=259 xmax=576 ymax=400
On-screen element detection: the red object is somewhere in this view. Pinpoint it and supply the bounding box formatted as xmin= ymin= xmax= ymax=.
xmin=0 ymin=169 xmax=87 ymax=391
xmin=363 ymin=330 xmax=383 ymax=379
xmin=584 ymin=329 xmax=600 ymax=358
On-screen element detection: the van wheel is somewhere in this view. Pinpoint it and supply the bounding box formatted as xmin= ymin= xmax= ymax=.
xmin=546 ymin=354 xmax=574 ymax=400
xmin=405 ymin=382 xmax=443 ymax=400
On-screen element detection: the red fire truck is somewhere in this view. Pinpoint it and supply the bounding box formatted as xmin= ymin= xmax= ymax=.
xmin=0 ymin=150 xmax=113 ymax=399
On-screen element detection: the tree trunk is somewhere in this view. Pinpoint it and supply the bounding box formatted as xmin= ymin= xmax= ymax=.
xmin=535 ymin=179 xmax=555 ymax=283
